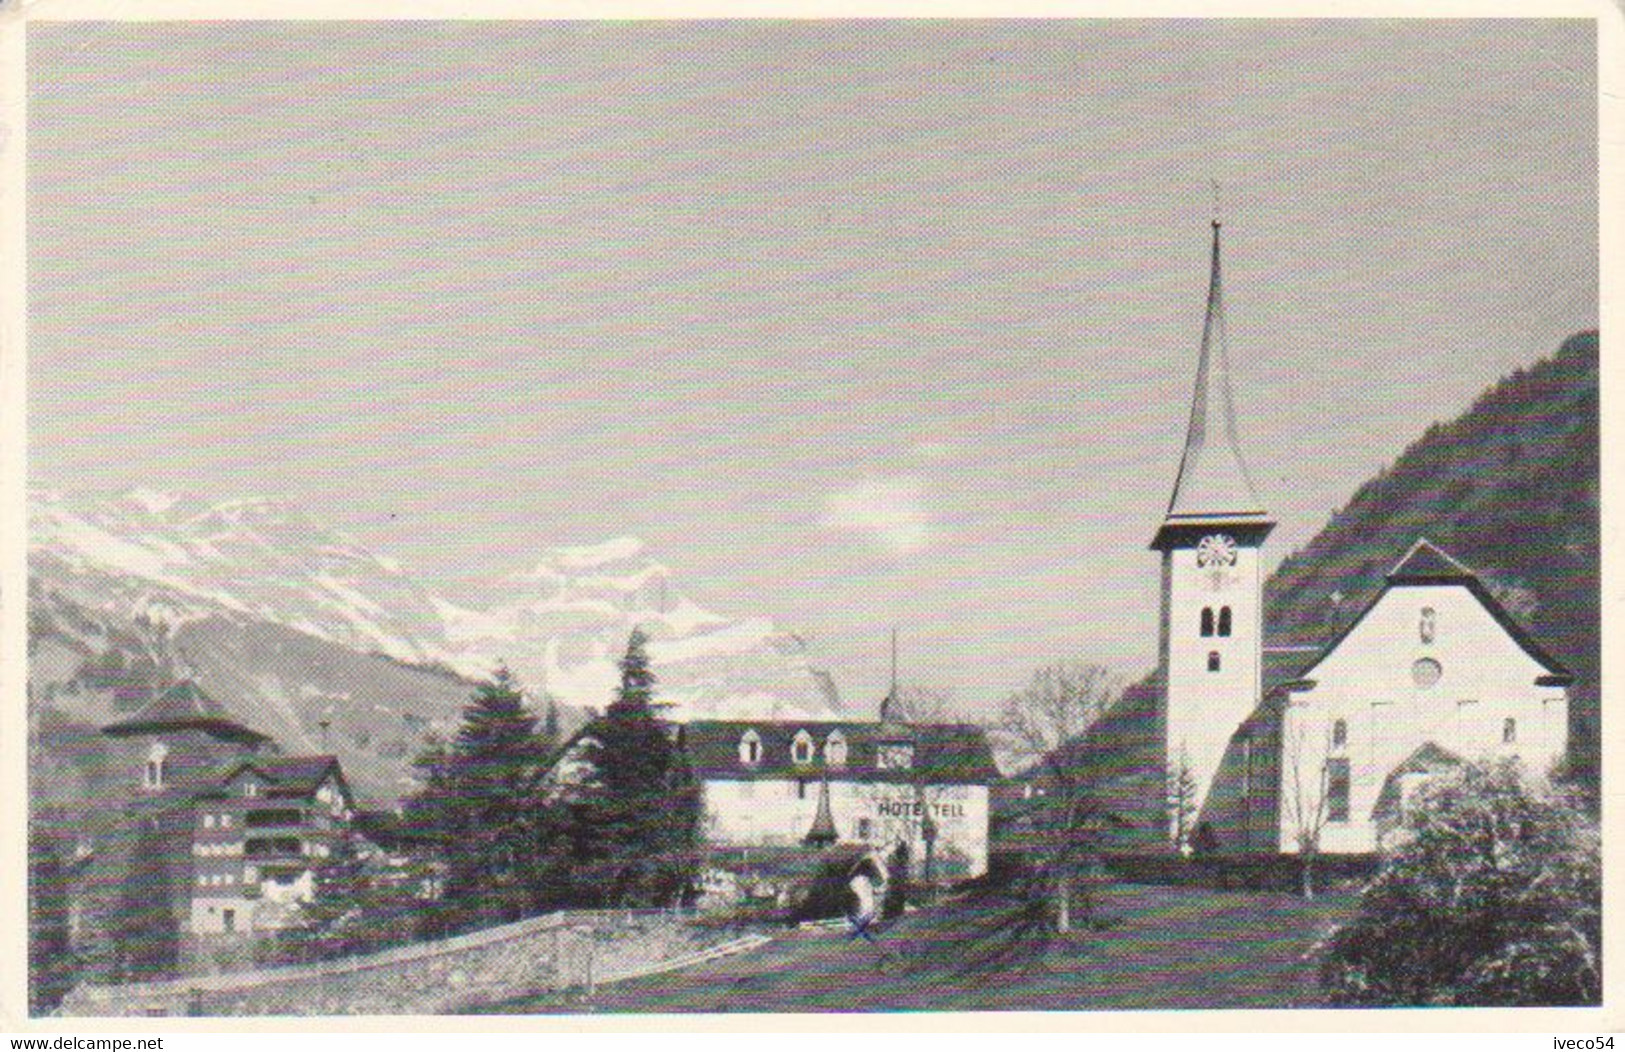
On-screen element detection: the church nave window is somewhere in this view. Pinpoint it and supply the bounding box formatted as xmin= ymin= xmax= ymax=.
xmin=1207 ymin=651 xmax=1221 ymax=673
xmin=1502 ymin=718 xmax=1517 ymax=745
xmin=1324 ymin=758 xmax=1351 ymax=823
xmin=1200 ymin=608 xmax=1215 ymax=637
xmin=1217 ymin=607 xmax=1233 ymax=637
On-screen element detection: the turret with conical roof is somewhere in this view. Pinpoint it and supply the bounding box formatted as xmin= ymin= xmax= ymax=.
xmin=804 ymin=777 xmax=839 ymax=847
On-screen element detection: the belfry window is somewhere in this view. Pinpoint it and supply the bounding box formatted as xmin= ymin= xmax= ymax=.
xmin=1217 ymin=607 xmax=1233 ymax=637
xmin=144 ymin=743 xmax=169 ymax=791
xmin=1200 ymin=608 xmax=1215 ymax=637
xmin=1207 ymin=651 xmax=1221 ymax=673
xmin=738 ymin=729 xmax=763 ymax=766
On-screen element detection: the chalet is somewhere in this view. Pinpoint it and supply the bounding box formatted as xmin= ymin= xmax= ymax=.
xmin=78 ymin=681 xmax=357 ymax=975
xmin=189 ymin=754 xmax=356 ymax=935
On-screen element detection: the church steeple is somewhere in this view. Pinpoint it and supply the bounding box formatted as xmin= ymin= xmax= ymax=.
xmin=1152 ymin=221 xmax=1271 ymax=551
xmin=1150 ymin=219 xmax=1277 ymax=850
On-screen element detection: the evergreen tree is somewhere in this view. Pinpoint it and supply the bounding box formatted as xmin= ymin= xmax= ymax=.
xmin=577 ymin=629 xmax=702 ymax=907
xmin=592 ymin=629 xmax=676 ymax=796
xmin=28 ymin=826 xmax=74 ymax=1015
xmin=404 ymin=666 xmax=556 ymax=930
xmin=543 ymin=695 xmax=561 ymax=744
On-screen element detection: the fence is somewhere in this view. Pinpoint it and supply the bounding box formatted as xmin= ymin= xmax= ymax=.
xmin=58 ymin=909 xmax=770 ymax=1017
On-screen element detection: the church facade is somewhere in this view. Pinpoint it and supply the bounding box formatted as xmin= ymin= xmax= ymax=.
xmin=1138 ymin=221 xmax=1573 ymax=857
xmin=1269 ymin=540 xmax=1571 ymax=855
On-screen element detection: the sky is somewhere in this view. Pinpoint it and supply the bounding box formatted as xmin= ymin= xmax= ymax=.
xmin=26 ymin=20 xmax=1598 ymax=719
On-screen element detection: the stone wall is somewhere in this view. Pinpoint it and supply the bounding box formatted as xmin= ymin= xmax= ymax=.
xmin=59 ymin=909 xmax=768 ymax=1017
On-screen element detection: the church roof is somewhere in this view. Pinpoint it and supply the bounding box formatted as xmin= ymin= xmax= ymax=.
xmin=1160 ymin=222 xmax=1270 ymax=529
xmin=1386 ymin=538 xmax=1475 ymax=582
xmin=1292 ymin=538 xmax=1572 ymax=685
xmin=101 ymin=680 xmax=272 ymax=746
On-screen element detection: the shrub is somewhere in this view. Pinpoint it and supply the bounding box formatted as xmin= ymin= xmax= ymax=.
xmin=1318 ymin=761 xmax=1600 ymax=1006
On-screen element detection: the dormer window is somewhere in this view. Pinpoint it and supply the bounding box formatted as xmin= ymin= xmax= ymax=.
xmin=791 ymin=730 xmax=814 ymax=765
xmin=824 ymin=731 xmax=848 ymax=767
xmin=243 ymin=780 xmax=259 ymax=798
xmin=876 ymin=744 xmax=914 ymax=770
xmin=144 ymin=743 xmax=169 ymax=791
xmin=738 ymin=729 xmax=762 ymax=766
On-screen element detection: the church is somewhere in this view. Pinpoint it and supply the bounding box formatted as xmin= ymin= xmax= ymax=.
xmin=1086 ymin=220 xmax=1573 ymax=858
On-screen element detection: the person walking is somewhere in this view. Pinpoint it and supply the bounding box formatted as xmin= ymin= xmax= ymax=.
xmin=848 ymin=863 xmax=879 ymax=944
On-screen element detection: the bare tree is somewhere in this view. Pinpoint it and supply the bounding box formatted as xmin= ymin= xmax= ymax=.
xmin=1282 ymin=714 xmax=1334 ymax=900
xmin=996 ymin=662 xmax=1124 ymax=933
xmin=1166 ymin=746 xmax=1200 ymax=856
xmin=887 ymin=684 xmax=955 ymax=724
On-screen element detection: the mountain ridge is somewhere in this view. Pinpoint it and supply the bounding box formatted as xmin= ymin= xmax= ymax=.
xmin=28 ymin=489 xmax=843 ymax=813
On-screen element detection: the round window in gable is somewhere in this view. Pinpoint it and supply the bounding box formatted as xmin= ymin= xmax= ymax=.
xmin=1411 ymin=657 xmax=1443 ymax=689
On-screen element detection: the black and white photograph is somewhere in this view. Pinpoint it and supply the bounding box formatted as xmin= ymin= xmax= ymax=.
xmin=8 ymin=11 xmax=1611 ymax=1027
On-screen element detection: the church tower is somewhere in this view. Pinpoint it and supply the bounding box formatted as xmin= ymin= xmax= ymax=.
xmin=1151 ymin=221 xmax=1274 ymax=843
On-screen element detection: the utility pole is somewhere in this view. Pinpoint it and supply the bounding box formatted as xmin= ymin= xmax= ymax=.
xmin=890 ymin=626 xmax=899 ymax=699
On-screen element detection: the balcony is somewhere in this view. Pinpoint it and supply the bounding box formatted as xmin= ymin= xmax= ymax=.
xmin=243 ymin=808 xmax=307 ymax=834
xmin=243 ymin=836 xmax=303 ymax=862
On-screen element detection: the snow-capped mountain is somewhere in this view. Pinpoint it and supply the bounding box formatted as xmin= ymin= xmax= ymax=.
xmin=439 ymin=536 xmax=840 ymax=722
xmin=31 ymin=488 xmax=452 ymax=668
xmin=29 ymin=490 xmax=841 ymax=777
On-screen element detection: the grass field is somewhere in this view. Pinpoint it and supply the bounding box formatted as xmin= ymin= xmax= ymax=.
xmin=484 ymin=882 xmax=1358 ymax=1014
